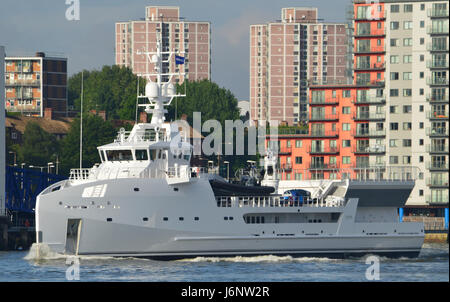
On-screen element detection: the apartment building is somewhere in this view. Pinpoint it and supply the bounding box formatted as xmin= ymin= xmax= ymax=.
xmin=4 ymin=52 xmax=68 ymax=117
xmin=250 ymin=8 xmax=351 ymax=126
xmin=115 ymin=6 xmax=211 ymax=83
xmin=266 ymin=0 xmax=448 ymax=210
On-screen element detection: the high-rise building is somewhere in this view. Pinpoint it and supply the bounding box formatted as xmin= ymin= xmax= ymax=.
xmin=266 ymin=0 xmax=448 ymax=211
xmin=4 ymin=52 xmax=68 ymax=117
xmin=115 ymin=6 xmax=211 ymax=83
xmin=250 ymin=8 xmax=351 ymax=126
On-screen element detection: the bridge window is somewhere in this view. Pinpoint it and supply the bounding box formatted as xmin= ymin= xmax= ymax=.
xmin=149 ymin=150 xmax=157 ymax=160
xmin=99 ymin=150 xmax=106 ymax=162
xmin=135 ymin=149 xmax=148 ymax=160
xmin=106 ymin=150 xmax=133 ymax=161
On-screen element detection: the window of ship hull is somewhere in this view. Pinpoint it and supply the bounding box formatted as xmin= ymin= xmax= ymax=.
xmin=106 ymin=150 xmax=133 ymax=161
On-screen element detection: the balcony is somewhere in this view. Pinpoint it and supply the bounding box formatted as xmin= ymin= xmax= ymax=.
xmin=426 ymin=93 xmax=448 ymax=103
xmin=309 ymin=146 xmax=340 ymax=155
xmin=353 ymin=145 xmax=386 ymax=154
xmin=354 ymin=62 xmax=385 ymax=71
xmin=309 ymin=98 xmax=340 ymax=106
xmin=427 ymin=77 xmax=449 ymax=86
xmin=308 ymin=130 xmax=339 ymax=138
xmin=426 ymin=127 xmax=449 ymax=137
xmin=5 ymin=79 xmax=40 ymax=87
xmin=426 ymin=177 xmax=449 ymax=188
xmin=426 ymin=161 xmax=449 ymax=171
xmin=355 ymin=80 xmax=385 ymax=87
xmin=426 ymin=110 xmax=449 ymax=120
xmin=352 ymin=96 xmax=386 ymax=105
xmin=309 ymin=113 xmax=339 ymax=122
xmin=426 ymin=144 xmax=449 ymax=154
xmin=427 ymin=8 xmax=449 ymax=18
xmin=280 ymin=163 xmax=292 ymax=171
xmin=355 ymin=45 xmax=385 ymax=54
xmin=309 ymin=163 xmax=340 ymax=170
xmin=427 ymin=60 xmax=449 ymax=69
xmin=279 ymin=147 xmax=292 ymax=155
xmin=355 ymin=28 xmax=385 ymax=37
xmin=427 ymin=25 xmax=449 ymax=35
xmin=353 ymin=129 xmax=386 ymax=138
xmin=427 ymin=43 xmax=448 ymax=52
xmin=426 ymin=194 xmax=449 ymax=205
xmin=353 ymin=112 xmax=386 ymax=121
xmin=354 ymin=11 xmax=385 ymax=21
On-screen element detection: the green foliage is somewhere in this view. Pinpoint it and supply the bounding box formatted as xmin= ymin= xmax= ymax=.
xmin=18 ymin=122 xmax=59 ymax=167
xmin=60 ymin=114 xmax=117 ymax=175
xmin=167 ymin=80 xmax=240 ymax=125
xmin=68 ymin=65 xmax=145 ymax=120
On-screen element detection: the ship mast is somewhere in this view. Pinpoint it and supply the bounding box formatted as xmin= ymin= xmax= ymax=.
xmin=136 ymin=40 xmax=186 ymax=127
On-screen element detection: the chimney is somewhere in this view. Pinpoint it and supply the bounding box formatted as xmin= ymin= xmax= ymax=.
xmin=44 ymin=107 xmax=53 ymax=120
xmin=98 ymin=110 xmax=106 ymax=121
xmin=139 ymin=112 xmax=147 ymax=123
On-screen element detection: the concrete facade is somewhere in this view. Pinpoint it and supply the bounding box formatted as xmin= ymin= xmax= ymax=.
xmin=4 ymin=53 xmax=68 ymax=117
xmin=250 ymin=8 xmax=351 ymax=126
xmin=115 ymin=6 xmax=211 ymax=83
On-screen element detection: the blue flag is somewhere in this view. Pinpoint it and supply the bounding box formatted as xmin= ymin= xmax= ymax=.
xmin=175 ymin=55 xmax=185 ymax=65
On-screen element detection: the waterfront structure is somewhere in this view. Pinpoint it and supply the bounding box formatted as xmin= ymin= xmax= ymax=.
xmin=250 ymin=8 xmax=351 ymax=125
xmin=1 ymin=46 xmax=5 ymax=217
xmin=266 ymin=0 xmax=448 ymax=212
xmin=4 ymin=52 xmax=68 ymax=117
xmin=115 ymin=6 xmax=211 ymax=83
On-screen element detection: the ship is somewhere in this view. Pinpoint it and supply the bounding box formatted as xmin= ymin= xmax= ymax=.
xmin=34 ymin=41 xmax=424 ymax=259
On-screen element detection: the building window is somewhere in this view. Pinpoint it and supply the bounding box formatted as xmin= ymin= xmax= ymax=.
xmin=342 ymin=123 xmax=351 ymax=131
xmin=403 ymin=122 xmax=412 ymax=130
xmin=419 ymin=139 xmax=424 ymax=145
xmin=295 ymin=157 xmax=302 ymax=164
xmin=342 ymin=156 xmax=351 ymax=164
xmin=390 ymin=123 xmax=399 ymax=130
xmin=403 ymin=55 xmax=412 ymax=63
xmin=419 ymin=122 xmax=424 ymax=129
xmin=404 ymin=4 xmax=413 ymax=12
xmin=390 ymin=72 xmax=399 ymax=80
xmin=403 ymin=89 xmax=412 ymax=97
xmin=391 ymin=5 xmax=400 ymax=13
xmin=403 ymin=21 xmax=413 ymax=30
xmin=403 ymin=72 xmax=412 ymax=80
xmin=390 ymin=156 xmax=399 ymax=164
xmin=342 ymin=140 xmax=351 ymax=148
xmin=403 ymin=139 xmax=412 ymax=147
xmin=419 ymin=156 xmax=424 ymax=163
xmin=390 ymin=55 xmax=399 ymax=64
xmin=390 ymin=22 xmax=399 ymax=30
xmin=390 ymin=139 xmax=397 ymax=147
xmin=342 ymin=107 xmax=350 ymax=114
xmin=390 ymin=39 xmax=398 ymax=47
xmin=295 ymin=140 xmax=302 ymax=148
xmin=390 ymin=89 xmax=399 ymax=97
xmin=390 ymin=106 xmax=397 ymax=113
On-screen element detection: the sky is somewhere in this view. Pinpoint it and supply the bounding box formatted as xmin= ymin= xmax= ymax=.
xmin=0 ymin=0 xmax=350 ymax=100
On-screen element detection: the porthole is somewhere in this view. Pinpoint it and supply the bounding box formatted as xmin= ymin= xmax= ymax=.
xmin=134 ymin=188 xmax=140 ymax=192
xmin=174 ymin=188 xmax=179 ymax=191
xmin=179 ymin=217 xmax=184 ymax=221
xmin=194 ymin=217 xmax=199 ymax=221
xmin=224 ymin=217 xmax=229 ymax=220
xmin=163 ymin=217 xmax=168 ymax=221
xmin=106 ymin=218 xmax=112 ymax=222
xmin=58 ymin=201 xmax=62 ymax=205
xmin=143 ymin=217 xmax=148 ymax=222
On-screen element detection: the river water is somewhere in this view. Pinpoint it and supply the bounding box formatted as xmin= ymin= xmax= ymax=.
xmin=0 ymin=243 xmax=447 ymax=282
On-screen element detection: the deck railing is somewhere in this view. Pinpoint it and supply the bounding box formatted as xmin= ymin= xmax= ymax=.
xmin=215 ymin=196 xmax=346 ymax=208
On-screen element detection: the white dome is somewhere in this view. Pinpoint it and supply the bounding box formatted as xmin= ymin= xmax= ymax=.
xmin=145 ymin=82 xmax=159 ymax=98
xmin=167 ymin=83 xmax=175 ymax=96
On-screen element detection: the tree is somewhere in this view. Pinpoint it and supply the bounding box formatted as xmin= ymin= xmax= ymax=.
xmin=167 ymin=80 xmax=240 ymax=125
xmin=60 ymin=114 xmax=117 ymax=175
xmin=68 ymin=66 xmax=146 ymax=120
xmin=18 ymin=122 xmax=59 ymax=167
